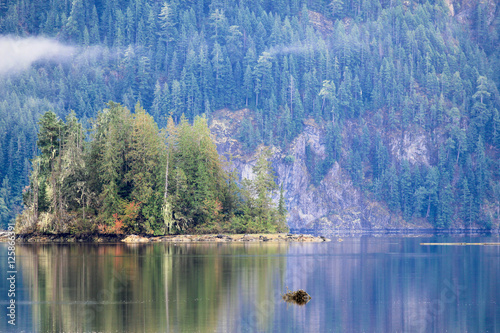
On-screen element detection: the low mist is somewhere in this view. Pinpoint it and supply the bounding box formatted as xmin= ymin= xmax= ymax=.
xmin=0 ymin=36 xmax=76 ymax=75
xmin=267 ymin=42 xmax=318 ymax=56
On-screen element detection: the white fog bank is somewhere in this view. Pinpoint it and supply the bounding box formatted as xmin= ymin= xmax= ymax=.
xmin=0 ymin=36 xmax=75 ymax=75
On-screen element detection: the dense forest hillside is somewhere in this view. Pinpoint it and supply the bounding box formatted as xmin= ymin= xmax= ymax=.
xmin=1 ymin=0 xmax=499 ymax=230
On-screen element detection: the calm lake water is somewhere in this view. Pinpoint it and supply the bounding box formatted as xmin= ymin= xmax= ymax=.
xmin=0 ymin=235 xmax=499 ymax=332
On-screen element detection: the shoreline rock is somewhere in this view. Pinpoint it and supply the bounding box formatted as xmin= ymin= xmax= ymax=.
xmin=122 ymin=235 xmax=150 ymax=243
xmin=7 ymin=233 xmax=330 ymax=244
xmin=151 ymin=233 xmax=329 ymax=243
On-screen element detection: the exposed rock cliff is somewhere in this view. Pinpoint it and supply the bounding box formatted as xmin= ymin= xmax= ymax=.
xmin=448 ymin=0 xmax=497 ymax=27
xmin=210 ymin=109 xmax=432 ymax=231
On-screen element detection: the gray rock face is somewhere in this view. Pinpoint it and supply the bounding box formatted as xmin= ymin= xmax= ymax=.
xmin=451 ymin=0 xmax=497 ymax=27
xmin=210 ymin=110 xmax=431 ymax=232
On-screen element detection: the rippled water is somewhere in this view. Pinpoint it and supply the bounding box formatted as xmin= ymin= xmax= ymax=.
xmin=0 ymin=235 xmax=499 ymax=332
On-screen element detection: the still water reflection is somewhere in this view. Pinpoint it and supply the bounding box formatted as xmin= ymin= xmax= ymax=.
xmin=1 ymin=236 xmax=499 ymax=332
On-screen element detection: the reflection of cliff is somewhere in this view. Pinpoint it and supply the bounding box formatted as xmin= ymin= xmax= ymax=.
xmin=16 ymin=243 xmax=288 ymax=332
xmin=281 ymin=238 xmax=499 ymax=332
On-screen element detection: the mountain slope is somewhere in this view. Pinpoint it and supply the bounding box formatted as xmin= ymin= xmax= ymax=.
xmin=0 ymin=0 xmax=499 ymax=230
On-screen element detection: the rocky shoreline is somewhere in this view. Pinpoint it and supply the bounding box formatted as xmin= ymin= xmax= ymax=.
xmin=292 ymin=228 xmax=500 ymax=237
xmin=2 ymin=232 xmax=329 ymax=243
xmin=125 ymin=233 xmax=330 ymax=243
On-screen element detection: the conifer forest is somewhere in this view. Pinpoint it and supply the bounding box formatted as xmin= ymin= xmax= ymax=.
xmin=0 ymin=0 xmax=499 ymax=232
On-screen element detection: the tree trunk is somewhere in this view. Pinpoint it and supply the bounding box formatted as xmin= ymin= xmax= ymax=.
xmin=83 ymin=193 xmax=85 ymax=222
xmin=426 ymin=195 xmax=431 ymax=218
xmin=164 ymin=153 xmax=169 ymax=200
xmin=32 ymin=160 xmax=39 ymax=224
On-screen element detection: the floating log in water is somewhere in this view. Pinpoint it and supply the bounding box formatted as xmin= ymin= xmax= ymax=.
xmin=420 ymin=243 xmax=500 ymax=246
xmin=282 ymin=288 xmax=311 ymax=305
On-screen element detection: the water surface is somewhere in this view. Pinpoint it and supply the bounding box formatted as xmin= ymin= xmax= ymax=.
xmin=1 ymin=235 xmax=499 ymax=332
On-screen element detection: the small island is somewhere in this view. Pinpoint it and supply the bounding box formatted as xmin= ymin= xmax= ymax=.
xmin=15 ymin=102 xmax=298 ymax=241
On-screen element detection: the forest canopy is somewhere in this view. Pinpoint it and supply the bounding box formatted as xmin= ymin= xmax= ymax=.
xmin=16 ymin=103 xmax=288 ymax=235
xmin=1 ymin=0 xmax=499 ymax=230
